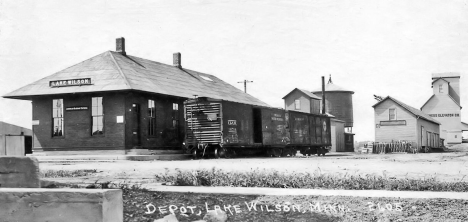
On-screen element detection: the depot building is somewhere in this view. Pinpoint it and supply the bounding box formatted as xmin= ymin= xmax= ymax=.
xmin=3 ymin=38 xmax=268 ymax=155
xmin=421 ymin=73 xmax=468 ymax=144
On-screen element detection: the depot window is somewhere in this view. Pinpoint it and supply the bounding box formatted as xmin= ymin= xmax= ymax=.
xmin=295 ymin=100 xmax=301 ymax=110
xmin=52 ymin=99 xmax=64 ymax=137
xmin=91 ymin=97 xmax=104 ymax=135
xmin=389 ymin=108 xmax=397 ymax=120
xmin=148 ymin=100 xmax=156 ymax=136
xmin=173 ymin=102 xmax=179 ymax=129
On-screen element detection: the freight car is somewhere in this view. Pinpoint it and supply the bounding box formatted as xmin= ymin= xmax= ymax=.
xmin=183 ymin=97 xmax=331 ymax=158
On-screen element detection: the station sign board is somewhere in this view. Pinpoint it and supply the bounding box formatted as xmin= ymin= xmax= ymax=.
xmin=49 ymin=78 xmax=92 ymax=87
xmin=65 ymin=106 xmax=88 ymax=111
xmin=428 ymin=113 xmax=460 ymax=117
xmin=380 ymin=120 xmax=406 ymax=126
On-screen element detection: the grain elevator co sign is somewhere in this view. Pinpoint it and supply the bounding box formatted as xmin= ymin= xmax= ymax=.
xmin=50 ymin=78 xmax=92 ymax=87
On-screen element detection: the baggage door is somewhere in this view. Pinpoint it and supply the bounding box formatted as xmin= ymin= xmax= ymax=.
xmin=253 ymin=108 xmax=263 ymax=143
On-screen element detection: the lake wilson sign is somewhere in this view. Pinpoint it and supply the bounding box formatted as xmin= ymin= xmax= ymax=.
xmin=50 ymin=78 xmax=92 ymax=87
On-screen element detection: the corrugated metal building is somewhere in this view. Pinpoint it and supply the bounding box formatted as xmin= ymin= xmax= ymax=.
xmin=421 ymin=73 xmax=468 ymax=144
xmin=373 ymin=96 xmax=440 ymax=148
xmin=3 ymin=38 xmax=269 ymax=155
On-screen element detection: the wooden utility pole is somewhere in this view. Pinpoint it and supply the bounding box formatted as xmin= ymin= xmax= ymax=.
xmin=237 ymin=80 xmax=253 ymax=93
xmin=322 ymin=76 xmax=326 ymax=114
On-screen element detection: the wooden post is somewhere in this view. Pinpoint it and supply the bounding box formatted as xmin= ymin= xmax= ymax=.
xmin=322 ymin=76 xmax=326 ymax=114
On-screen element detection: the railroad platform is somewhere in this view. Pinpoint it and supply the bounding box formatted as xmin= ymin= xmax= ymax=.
xmin=29 ymin=149 xmax=192 ymax=161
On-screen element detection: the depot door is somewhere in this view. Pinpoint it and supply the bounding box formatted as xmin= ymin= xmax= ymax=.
xmin=421 ymin=126 xmax=426 ymax=147
xmin=131 ymin=103 xmax=141 ymax=148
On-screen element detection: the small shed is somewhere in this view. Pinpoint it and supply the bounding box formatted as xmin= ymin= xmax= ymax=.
xmin=373 ymin=96 xmax=440 ymax=149
xmin=330 ymin=118 xmax=345 ymax=152
xmin=0 ymin=121 xmax=33 ymax=156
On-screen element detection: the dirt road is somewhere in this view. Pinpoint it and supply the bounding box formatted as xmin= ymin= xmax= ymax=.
xmin=39 ymin=144 xmax=468 ymax=184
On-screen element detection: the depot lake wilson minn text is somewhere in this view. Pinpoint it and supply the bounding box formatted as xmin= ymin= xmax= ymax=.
xmin=145 ymin=201 xmax=357 ymax=216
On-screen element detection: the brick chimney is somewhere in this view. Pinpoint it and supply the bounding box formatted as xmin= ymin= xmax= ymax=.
xmin=173 ymin=52 xmax=181 ymax=68
xmin=116 ymin=37 xmax=126 ymax=55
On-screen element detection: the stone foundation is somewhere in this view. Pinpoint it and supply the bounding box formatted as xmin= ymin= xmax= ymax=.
xmin=0 ymin=156 xmax=40 ymax=188
xmin=0 ymin=188 xmax=122 ymax=222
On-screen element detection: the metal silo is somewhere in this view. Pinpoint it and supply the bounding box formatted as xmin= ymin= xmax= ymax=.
xmin=312 ymin=75 xmax=354 ymax=131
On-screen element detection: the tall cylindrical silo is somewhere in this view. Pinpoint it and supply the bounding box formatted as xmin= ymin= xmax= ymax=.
xmin=312 ymin=76 xmax=354 ymax=129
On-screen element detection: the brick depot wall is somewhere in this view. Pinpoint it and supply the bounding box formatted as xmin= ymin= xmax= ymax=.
xmin=124 ymin=92 xmax=185 ymax=149
xmin=32 ymin=92 xmax=126 ymax=150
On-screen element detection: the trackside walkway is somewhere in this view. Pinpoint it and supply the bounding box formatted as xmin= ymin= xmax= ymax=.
xmin=142 ymin=185 xmax=468 ymax=200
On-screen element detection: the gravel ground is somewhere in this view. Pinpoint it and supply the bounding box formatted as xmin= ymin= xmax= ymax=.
xmin=40 ymin=144 xmax=468 ymax=185
xmin=41 ymin=144 xmax=468 ymax=221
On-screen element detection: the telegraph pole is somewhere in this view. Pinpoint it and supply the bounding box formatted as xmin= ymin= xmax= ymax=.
xmin=237 ymin=80 xmax=253 ymax=93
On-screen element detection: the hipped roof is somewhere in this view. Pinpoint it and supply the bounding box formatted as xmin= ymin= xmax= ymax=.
xmin=372 ymin=96 xmax=440 ymax=125
xmin=3 ymin=51 xmax=270 ymax=107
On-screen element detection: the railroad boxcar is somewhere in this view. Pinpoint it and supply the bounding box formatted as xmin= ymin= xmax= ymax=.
xmin=287 ymin=110 xmax=331 ymax=156
xmin=184 ymin=97 xmax=331 ymax=158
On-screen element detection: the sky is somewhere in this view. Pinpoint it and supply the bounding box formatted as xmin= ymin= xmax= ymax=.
xmin=1 ymin=0 xmax=468 ymax=141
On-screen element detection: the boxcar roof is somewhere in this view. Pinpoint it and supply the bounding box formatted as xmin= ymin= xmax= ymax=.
xmin=372 ymin=96 xmax=440 ymax=125
xmin=3 ymin=51 xmax=270 ymax=107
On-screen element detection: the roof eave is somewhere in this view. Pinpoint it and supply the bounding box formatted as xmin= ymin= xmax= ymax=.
xmin=420 ymin=95 xmax=435 ymax=110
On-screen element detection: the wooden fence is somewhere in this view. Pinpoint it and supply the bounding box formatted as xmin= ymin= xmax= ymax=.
xmin=365 ymin=141 xmax=423 ymax=154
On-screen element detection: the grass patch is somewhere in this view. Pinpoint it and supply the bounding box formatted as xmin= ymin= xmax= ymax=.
xmin=155 ymin=168 xmax=468 ymax=192
xmin=41 ymin=169 xmax=98 ymax=178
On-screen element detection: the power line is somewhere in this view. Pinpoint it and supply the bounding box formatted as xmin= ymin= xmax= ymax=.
xmin=237 ymin=80 xmax=253 ymax=93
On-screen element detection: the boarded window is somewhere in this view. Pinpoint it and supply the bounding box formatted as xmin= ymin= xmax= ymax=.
xmin=92 ymin=97 xmax=104 ymax=135
xmin=148 ymin=100 xmax=156 ymax=136
xmin=295 ymin=100 xmax=301 ymax=110
xmin=439 ymin=84 xmax=443 ymax=93
xmin=389 ymin=108 xmax=396 ymax=120
xmin=52 ymin=99 xmax=64 ymax=137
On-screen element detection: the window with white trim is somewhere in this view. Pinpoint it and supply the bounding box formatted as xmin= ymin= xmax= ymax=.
xmin=148 ymin=100 xmax=156 ymax=136
xmin=92 ymin=97 xmax=104 ymax=135
xmin=294 ymin=99 xmax=301 ymax=110
xmin=389 ymin=108 xmax=396 ymax=120
xmin=52 ymin=99 xmax=64 ymax=137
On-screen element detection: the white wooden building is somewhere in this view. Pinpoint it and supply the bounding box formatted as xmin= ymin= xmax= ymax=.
xmin=373 ymin=96 xmax=441 ymax=149
xmin=421 ymin=73 xmax=468 ymax=144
